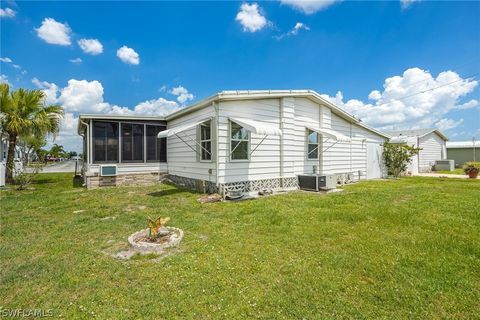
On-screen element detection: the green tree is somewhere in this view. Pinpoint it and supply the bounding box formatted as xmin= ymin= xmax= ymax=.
xmin=382 ymin=142 xmax=421 ymax=178
xmin=49 ymin=143 xmax=65 ymax=158
xmin=17 ymin=133 xmax=47 ymax=165
xmin=68 ymin=151 xmax=78 ymax=158
xmin=0 ymin=83 xmax=63 ymax=183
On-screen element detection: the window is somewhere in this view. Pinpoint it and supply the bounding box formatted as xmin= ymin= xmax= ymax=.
xmin=122 ymin=123 xmax=144 ymax=162
xmin=230 ymin=121 xmax=249 ymax=160
xmin=93 ymin=121 xmax=118 ymax=163
xmin=307 ymin=129 xmax=319 ymax=160
xmin=200 ymin=121 xmax=212 ymax=161
xmin=146 ymin=125 xmax=167 ymax=162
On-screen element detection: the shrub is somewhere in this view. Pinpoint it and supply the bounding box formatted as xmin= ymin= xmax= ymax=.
xmin=12 ymin=163 xmax=44 ymax=190
xmin=463 ymin=162 xmax=480 ymax=175
xmin=382 ymin=142 xmax=421 ymax=178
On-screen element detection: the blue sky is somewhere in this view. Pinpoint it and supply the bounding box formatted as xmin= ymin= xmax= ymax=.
xmin=1 ymin=0 xmax=479 ymax=151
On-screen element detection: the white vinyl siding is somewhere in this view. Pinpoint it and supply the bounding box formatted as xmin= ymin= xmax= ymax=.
xmin=217 ymin=99 xmax=281 ymax=183
xmin=292 ymin=98 xmax=385 ymax=180
xmin=86 ymin=162 xmax=167 ymax=175
xmin=167 ymin=105 xmax=217 ymax=182
xmin=418 ymin=132 xmax=446 ymax=171
xmin=215 ymin=97 xmax=385 ymax=184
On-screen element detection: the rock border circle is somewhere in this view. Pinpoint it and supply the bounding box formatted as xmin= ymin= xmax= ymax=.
xmin=128 ymin=227 xmax=184 ymax=253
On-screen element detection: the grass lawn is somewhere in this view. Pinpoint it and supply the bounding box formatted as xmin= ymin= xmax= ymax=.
xmin=1 ymin=174 xmax=479 ymax=319
xmin=434 ymin=168 xmax=465 ymax=175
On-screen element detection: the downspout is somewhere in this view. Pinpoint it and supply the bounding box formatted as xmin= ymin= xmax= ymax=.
xmin=350 ymin=123 xmax=353 ymax=177
xmin=417 ymin=136 xmax=420 ymax=173
xmin=79 ymin=120 xmax=89 ymax=164
xmin=318 ymin=105 xmax=322 ymax=174
xmin=280 ymin=98 xmax=284 ymax=186
xmin=79 ymin=120 xmax=89 ymax=185
xmin=214 ymin=102 xmax=220 ymax=192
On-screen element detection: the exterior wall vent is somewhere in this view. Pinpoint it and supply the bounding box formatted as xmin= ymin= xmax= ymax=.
xmin=100 ymin=165 xmax=118 ymax=177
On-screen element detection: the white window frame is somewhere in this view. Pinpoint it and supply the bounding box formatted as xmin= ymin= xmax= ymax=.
xmin=306 ymin=129 xmax=319 ymax=160
xmin=229 ymin=120 xmax=250 ymax=162
xmin=199 ymin=120 xmax=212 ymax=162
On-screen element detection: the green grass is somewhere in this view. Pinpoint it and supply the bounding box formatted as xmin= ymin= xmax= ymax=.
xmin=1 ymin=174 xmax=479 ymax=319
xmin=434 ymin=168 xmax=465 ymax=175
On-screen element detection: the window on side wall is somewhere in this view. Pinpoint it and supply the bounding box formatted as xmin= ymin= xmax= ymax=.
xmin=200 ymin=121 xmax=212 ymax=161
xmin=230 ymin=121 xmax=249 ymax=160
xmin=307 ymin=129 xmax=319 ymax=160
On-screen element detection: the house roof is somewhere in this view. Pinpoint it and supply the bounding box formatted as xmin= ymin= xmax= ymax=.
xmin=446 ymin=140 xmax=480 ymax=148
xmin=384 ymin=128 xmax=448 ymax=141
xmin=77 ymin=90 xmax=390 ymax=139
xmin=77 ymin=114 xmax=166 ymax=134
xmin=165 ymin=90 xmax=390 ymax=139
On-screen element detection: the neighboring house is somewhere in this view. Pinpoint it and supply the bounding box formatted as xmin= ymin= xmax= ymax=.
xmin=446 ymin=140 xmax=479 ymax=167
xmin=385 ymin=128 xmax=448 ymax=174
xmin=0 ymin=133 xmax=7 ymax=186
xmin=78 ymin=90 xmax=390 ymax=192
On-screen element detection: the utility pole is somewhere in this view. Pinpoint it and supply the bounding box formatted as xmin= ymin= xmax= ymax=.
xmin=473 ymin=137 xmax=476 ymax=162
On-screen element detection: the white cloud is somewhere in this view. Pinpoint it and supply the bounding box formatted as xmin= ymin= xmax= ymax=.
xmin=116 ymin=46 xmax=140 ymax=65
xmin=0 ymin=7 xmax=16 ymax=18
xmin=274 ymin=22 xmax=310 ymax=39
xmin=57 ymin=79 xmax=110 ymax=113
xmin=32 ymin=77 xmax=59 ymax=105
xmin=400 ymin=0 xmax=420 ymax=9
xmin=77 ymin=38 xmax=103 ymax=55
xmin=280 ymin=0 xmax=340 ymax=14
xmin=457 ymin=99 xmax=478 ymax=110
xmin=1 ymin=57 xmax=27 ymax=75
xmin=35 ymin=18 xmax=72 ymax=46
xmin=368 ymin=90 xmax=382 ymax=100
xmin=319 ymin=67 xmax=478 ymax=131
xmin=133 ymin=98 xmax=180 ymax=116
xmin=170 ymin=86 xmax=194 ymax=104
xmin=69 ymin=58 xmax=83 ymax=64
xmin=435 ymin=118 xmax=464 ymax=131
xmin=1 ymin=74 xmax=11 ymax=86
xmin=236 ymin=3 xmax=268 ymax=33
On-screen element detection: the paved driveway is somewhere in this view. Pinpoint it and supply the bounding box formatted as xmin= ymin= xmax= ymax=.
xmin=42 ymin=160 xmax=83 ymax=173
xmin=418 ymin=173 xmax=479 ymax=179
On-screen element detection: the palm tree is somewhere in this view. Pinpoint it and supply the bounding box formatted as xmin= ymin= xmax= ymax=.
xmin=0 ymin=83 xmax=63 ymax=183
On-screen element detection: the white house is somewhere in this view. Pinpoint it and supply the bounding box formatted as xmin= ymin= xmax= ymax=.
xmin=0 ymin=133 xmax=8 ymax=186
xmin=78 ymin=90 xmax=390 ymax=192
xmin=385 ymin=128 xmax=448 ymax=174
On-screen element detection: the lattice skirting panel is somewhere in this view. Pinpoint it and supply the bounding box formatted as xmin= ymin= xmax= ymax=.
xmin=166 ymin=175 xmax=299 ymax=194
xmin=220 ymin=177 xmax=299 ymax=194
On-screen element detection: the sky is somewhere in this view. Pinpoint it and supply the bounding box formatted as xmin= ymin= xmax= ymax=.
xmin=1 ymin=0 xmax=479 ymax=152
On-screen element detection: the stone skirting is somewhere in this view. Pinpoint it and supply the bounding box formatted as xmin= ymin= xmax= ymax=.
xmin=167 ymin=175 xmax=218 ymax=194
xmin=85 ymin=172 xmax=167 ymax=188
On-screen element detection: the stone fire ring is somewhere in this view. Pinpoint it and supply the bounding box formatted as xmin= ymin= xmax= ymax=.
xmin=128 ymin=227 xmax=184 ymax=254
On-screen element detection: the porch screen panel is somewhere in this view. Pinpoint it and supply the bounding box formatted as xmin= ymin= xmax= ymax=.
xmin=146 ymin=125 xmax=167 ymax=162
xmin=93 ymin=121 xmax=118 ymax=163
xmin=122 ymin=123 xmax=144 ymax=162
